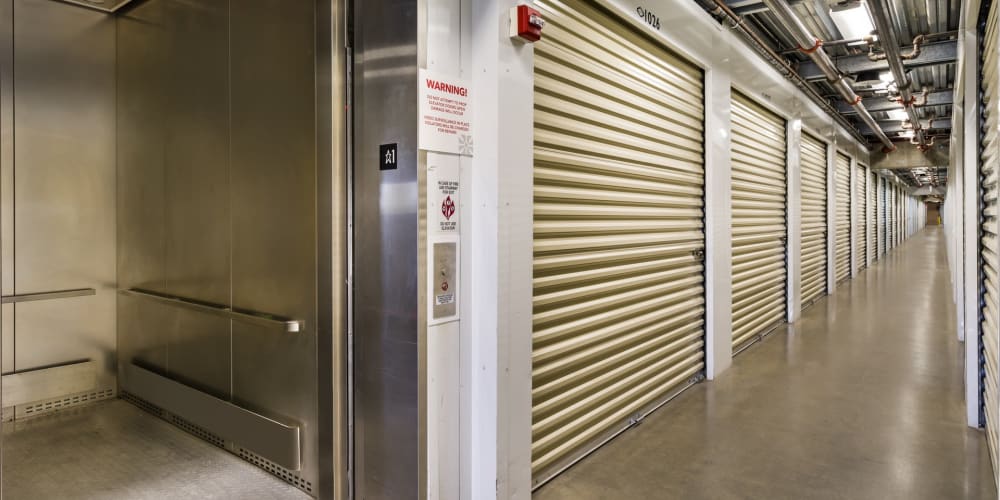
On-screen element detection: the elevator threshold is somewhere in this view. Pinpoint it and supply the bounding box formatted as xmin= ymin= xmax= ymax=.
xmin=1 ymin=399 xmax=308 ymax=500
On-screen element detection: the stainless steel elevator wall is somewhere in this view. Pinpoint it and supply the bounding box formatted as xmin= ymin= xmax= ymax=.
xmin=353 ymin=0 xmax=422 ymax=497
xmin=116 ymin=0 xmax=320 ymax=492
xmin=1 ymin=0 xmax=118 ymax=399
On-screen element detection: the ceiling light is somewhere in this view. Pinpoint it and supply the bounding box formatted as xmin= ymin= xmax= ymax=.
xmin=879 ymin=71 xmax=893 ymax=83
xmin=898 ymin=131 xmax=915 ymax=138
xmin=887 ymin=109 xmax=909 ymax=121
xmin=830 ymin=1 xmax=875 ymax=41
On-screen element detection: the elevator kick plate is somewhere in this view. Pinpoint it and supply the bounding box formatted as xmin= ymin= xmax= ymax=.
xmin=122 ymin=363 xmax=302 ymax=471
xmin=2 ymin=360 xmax=96 ymax=407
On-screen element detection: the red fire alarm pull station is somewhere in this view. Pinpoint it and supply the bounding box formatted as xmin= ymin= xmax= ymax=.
xmin=510 ymin=5 xmax=545 ymax=42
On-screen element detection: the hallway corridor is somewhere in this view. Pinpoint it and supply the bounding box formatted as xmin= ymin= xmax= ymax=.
xmin=534 ymin=227 xmax=997 ymax=499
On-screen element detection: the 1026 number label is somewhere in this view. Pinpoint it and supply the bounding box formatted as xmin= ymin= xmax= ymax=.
xmin=636 ymin=6 xmax=661 ymax=30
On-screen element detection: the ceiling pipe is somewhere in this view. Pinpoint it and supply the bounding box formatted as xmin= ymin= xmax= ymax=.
xmin=759 ymin=0 xmax=896 ymax=150
xmin=705 ymin=0 xmax=873 ymax=146
xmin=867 ymin=0 xmax=928 ymax=149
xmin=780 ymin=29 xmax=956 ymax=55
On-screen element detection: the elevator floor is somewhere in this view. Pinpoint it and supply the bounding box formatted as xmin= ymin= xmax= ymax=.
xmin=1 ymin=399 xmax=308 ymax=499
xmin=534 ymin=227 xmax=998 ymax=499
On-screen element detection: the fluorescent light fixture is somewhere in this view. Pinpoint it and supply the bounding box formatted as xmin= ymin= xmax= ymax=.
xmin=887 ymin=109 xmax=909 ymax=121
xmin=830 ymin=1 xmax=875 ymax=41
xmin=898 ymin=131 xmax=915 ymax=138
xmin=879 ymin=71 xmax=893 ymax=83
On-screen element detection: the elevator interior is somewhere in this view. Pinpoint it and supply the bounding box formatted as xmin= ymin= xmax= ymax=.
xmin=0 ymin=0 xmax=336 ymax=497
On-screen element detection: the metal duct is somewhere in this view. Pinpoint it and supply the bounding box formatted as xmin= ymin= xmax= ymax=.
xmin=867 ymin=0 xmax=928 ymax=148
xmin=759 ymin=0 xmax=895 ymax=150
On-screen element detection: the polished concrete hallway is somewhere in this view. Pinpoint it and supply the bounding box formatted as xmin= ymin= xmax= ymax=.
xmin=534 ymin=227 xmax=997 ymax=499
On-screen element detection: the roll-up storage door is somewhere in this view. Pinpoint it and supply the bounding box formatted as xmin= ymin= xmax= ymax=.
xmin=980 ymin=0 xmax=999 ymax=478
xmin=835 ymin=152 xmax=851 ymax=283
xmin=904 ymin=194 xmax=909 ymax=238
xmin=531 ymin=0 xmax=706 ymax=485
xmin=800 ymin=133 xmax=827 ymax=308
xmin=730 ymin=92 xmax=787 ymax=350
xmin=886 ymin=184 xmax=896 ymax=250
xmin=877 ymin=177 xmax=885 ymax=256
xmin=895 ymin=188 xmax=900 ymax=246
xmin=856 ymin=163 xmax=868 ymax=270
xmin=868 ymin=170 xmax=877 ymax=262
xmin=900 ymin=189 xmax=906 ymax=242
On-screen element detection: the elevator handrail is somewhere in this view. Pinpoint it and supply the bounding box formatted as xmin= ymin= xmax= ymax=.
xmin=1 ymin=288 xmax=96 ymax=304
xmin=118 ymin=288 xmax=304 ymax=333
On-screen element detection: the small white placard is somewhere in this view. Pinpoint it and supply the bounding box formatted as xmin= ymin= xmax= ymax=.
xmin=418 ymin=69 xmax=473 ymax=156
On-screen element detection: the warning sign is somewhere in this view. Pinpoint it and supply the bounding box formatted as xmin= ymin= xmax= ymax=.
xmin=418 ymin=69 xmax=473 ymax=156
xmin=429 ymin=158 xmax=460 ymax=234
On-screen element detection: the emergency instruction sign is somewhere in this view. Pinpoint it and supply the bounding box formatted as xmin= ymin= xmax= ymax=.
xmin=418 ymin=69 xmax=473 ymax=156
xmin=428 ymin=158 xmax=460 ymax=234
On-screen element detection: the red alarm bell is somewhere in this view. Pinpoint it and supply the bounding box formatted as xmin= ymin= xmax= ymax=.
xmin=510 ymin=5 xmax=545 ymax=43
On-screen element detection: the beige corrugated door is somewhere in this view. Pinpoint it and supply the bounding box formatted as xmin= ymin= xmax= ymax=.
xmin=886 ymin=184 xmax=896 ymax=250
xmin=835 ymin=152 xmax=851 ymax=282
xmin=980 ymin=0 xmax=999 ymax=478
xmin=868 ymin=170 xmax=877 ymax=261
xmin=899 ymin=188 xmax=905 ymax=243
xmin=898 ymin=188 xmax=907 ymax=243
xmin=878 ymin=177 xmax=886 ymax=255
xmin=531 ymin=0 xmax=706 ymax=486
xmin=856 ymin=163 xmax=868 ymax=269
xmin=800 ymin=132 xmax=827 ymax=307
xmin=730 ymin=92 xmax=787 ymax=350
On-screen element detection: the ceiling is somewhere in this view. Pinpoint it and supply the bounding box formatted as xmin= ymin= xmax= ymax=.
xmin=712 ymin=0 xmax=958 ymax=188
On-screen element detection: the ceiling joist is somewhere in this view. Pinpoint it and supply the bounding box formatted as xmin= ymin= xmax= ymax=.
xmin=798 ymin=40 xmax=957 ymax=80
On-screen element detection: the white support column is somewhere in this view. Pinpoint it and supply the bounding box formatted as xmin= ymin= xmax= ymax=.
xmin=786 ymin=119 xmax=802 ymax=323
xmin=465 ymin=0 xmax=535 ymax=497
xmin=962 ymin=24 xmax=981 ymax=428
xmin=704 ymin=68 xmax=733 ymax=379
xmin=953 ymin=108 xmax=966 ymax=342
xmin=849 ymin=156 xmax=858 ymax=278
xmin=827 ymin=142 xmax=837 ymax=294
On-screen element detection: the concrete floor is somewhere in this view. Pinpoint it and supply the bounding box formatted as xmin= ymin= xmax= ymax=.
xmin=2 ymin=399 xmax=307 ymax=499
xmin=535 ymin=227 xmax=998 ymax=500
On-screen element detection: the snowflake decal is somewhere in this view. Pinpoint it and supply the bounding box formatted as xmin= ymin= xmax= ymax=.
xmin=459 ymin=134 xmax=474 ymax=156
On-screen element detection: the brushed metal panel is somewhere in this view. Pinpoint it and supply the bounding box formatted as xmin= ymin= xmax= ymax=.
xmin=116 ymin=0 xmax=167 ymax=293
xmin=116 ymin=0 xmax=232 ymax=404
xmin=12 ymin=0 xmax=116 ymax=387
xmin=159 ymin=0 xmax=229 ymax=306
xmin=168 ymin=310 xmax=231 ymax=399
xmin=116 ymin=293 xmax=170 ymax=375
xmin=1 ymin=0 xmax=13 ymax=304
xmin=122 ymin=363 xmax=302 ymax=471
xmin=2 ymin=305 xmax=11 ymax=373
xmin=116 ymin=0 xmax=172 ymax=388
xmin=2 ymin=360 xmax=95 ymax=406
xmin=354 ymin=0 xmax=421 ymax=496
xmin=229 ymin=0 xmax=318 ymax=489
